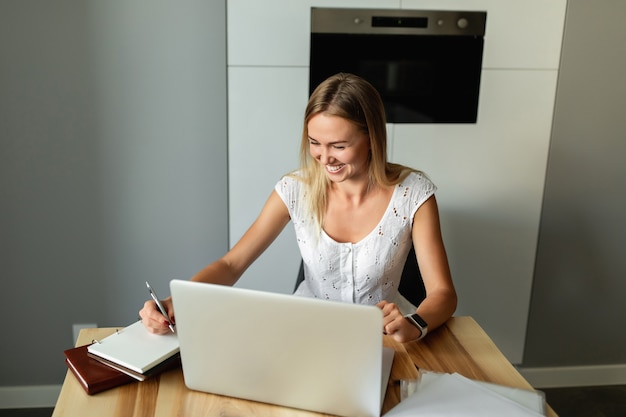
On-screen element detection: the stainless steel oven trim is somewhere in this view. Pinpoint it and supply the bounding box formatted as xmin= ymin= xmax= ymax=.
xmin=311 ymin=8 xmax=486 ymax=37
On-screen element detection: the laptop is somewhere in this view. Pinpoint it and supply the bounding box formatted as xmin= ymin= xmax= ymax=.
xmin=170 ymin=279 xmax=394 ymax=417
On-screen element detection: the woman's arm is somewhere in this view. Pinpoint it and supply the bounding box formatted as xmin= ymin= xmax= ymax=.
xmin=379 ymin=195 xmax=457 ymax=342
xmin=140 ymin=190 xmax=291 ymax=333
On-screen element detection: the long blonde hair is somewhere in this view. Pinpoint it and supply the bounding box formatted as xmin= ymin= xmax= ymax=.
xmin=292 ymin=73 xmax=414 ymax=232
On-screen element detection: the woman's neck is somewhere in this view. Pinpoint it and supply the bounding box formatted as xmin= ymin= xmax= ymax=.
xmin=330 ymin=178 xmax=375 ymax=206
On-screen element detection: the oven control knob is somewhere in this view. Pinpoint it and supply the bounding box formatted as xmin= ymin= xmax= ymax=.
xmin=354 ymin=17 xmax=362 ymax=25
xmin=457 ymin=18 xmax=469 ymax=29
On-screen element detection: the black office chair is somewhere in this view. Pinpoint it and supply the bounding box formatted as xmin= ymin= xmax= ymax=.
xmin=294 ymin=245 xmax=426 ymax=307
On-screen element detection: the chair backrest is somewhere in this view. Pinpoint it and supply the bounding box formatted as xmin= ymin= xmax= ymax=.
xmin=398 ymin=245 xmax=426 ymax=307
xmin=294 ymin=245 xmax=426 ymax=307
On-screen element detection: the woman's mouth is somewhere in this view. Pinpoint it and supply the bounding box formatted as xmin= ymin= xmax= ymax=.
xmin=326 ymin=164 xmax=345 ymax=173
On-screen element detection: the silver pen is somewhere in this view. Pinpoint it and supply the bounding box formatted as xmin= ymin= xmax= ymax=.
xmin=145 ymin=281 xmax=175 ymax=333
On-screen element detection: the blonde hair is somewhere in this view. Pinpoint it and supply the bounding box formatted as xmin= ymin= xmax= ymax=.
xmin=291 ymin=73 xmax=415 ymax=232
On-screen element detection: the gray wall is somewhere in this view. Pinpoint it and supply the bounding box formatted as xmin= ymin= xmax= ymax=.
xmin=523 ymin=0 xmax=626 ymax=367
xmin=0 ymin=0 xmax=228 ymax=386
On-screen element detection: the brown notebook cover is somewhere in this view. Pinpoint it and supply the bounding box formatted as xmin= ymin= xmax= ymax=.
xmin=64 ymin=344 xmax=135 ymax=395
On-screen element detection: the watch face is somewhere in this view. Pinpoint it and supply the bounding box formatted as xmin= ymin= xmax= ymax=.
xmin=410 ymin=314 xmax=427 ymax=328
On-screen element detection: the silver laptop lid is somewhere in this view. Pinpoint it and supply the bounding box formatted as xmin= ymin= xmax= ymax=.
xmin=171 ymin=279 xmax=385 ymax=417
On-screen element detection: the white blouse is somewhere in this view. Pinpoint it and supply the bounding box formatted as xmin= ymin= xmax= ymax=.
xmin=275 ymin=171 xmax=436 ymax=315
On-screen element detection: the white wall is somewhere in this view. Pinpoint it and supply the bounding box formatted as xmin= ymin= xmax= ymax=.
xmin=227 ymin=67 xmax=305 ymax=293
xmin=228 ymin=0 xmax=566 ymax=363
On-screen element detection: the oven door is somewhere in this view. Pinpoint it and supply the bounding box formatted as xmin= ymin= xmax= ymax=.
xmin=309 ymin=9 xmax=486 ymax=124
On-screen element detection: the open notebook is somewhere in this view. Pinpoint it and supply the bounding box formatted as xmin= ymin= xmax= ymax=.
xmin=87 ymin=320 xmax=180 ymax=381
xmin=171 ymin=279 xmax=393 ymax=417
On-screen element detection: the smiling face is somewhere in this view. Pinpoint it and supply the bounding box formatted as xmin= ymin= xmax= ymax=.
xmin=307 ymin=113 xmax=371 ymax=184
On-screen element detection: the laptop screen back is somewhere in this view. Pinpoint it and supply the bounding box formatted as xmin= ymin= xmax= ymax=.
xmin=170 ymin=280 xmax=385 ymax=417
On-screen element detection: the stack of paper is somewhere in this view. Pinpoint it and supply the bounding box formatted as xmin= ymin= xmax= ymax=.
xmin=386 ymin=371 xmax=546 ymax=416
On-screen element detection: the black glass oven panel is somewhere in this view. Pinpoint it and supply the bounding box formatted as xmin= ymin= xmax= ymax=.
xmin=310 ymin=34 xmax=484 ymax=123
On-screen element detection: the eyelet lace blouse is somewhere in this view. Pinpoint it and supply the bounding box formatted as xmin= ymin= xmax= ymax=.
xmin=275 ymin=171 xmax=436 ymax=314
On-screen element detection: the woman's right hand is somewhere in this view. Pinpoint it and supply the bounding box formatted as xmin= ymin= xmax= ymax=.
xmin=139 ymin=297 xmax=175 ymax=335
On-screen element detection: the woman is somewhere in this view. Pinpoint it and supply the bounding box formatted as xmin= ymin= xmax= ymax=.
xmin=140 ymin=73 xmax=457 ymax=342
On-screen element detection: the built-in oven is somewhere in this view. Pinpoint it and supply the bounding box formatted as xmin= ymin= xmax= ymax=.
xmin=310 ymin=8 xmax=487 ymax=123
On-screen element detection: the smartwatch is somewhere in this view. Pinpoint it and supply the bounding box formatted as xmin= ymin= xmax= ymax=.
xmin=404 ymin=313 xmax=428 ymax=340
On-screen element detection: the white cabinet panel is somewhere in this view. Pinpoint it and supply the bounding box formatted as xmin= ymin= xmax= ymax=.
xmin=229 ymin=0 xmax=566 ymax=69
xmin=402 ymin=0 xmax=566 ymax=69
xmin=390 ymin=69 xmax=559 ymax=363
xmin=228 ymin=0 xmax=400 ymax=67
xmin=228 ymin=67 xmax=309 ymax=293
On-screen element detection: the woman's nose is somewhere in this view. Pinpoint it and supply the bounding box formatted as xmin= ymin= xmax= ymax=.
xmin=317 ymin=147 xmax=333 ymax=164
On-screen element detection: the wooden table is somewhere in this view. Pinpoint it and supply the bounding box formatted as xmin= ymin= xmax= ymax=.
xmin=52 ymin=316 xmax=556 ymax=416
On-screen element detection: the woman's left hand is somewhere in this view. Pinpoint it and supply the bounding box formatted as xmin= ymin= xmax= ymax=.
xmin=377 ymin=301 xmax=422 ymax=343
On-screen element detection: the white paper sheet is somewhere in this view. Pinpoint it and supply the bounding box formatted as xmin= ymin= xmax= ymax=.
xmin=385 ymin=372 xmax=545 ymax=416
